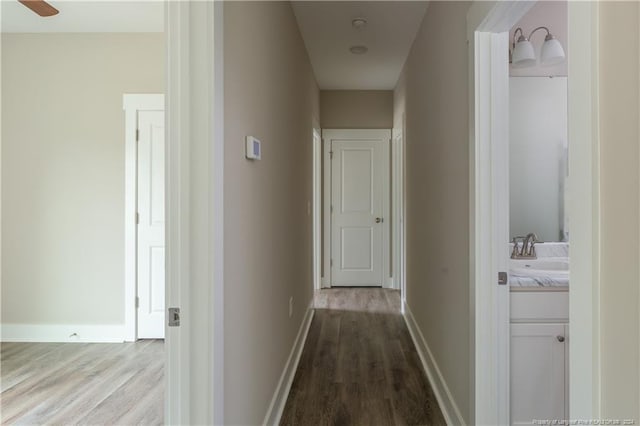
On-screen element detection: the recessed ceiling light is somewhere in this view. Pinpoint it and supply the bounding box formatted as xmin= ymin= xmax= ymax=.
xmin=352 ymin=18 xmax=367 ymax=30
xmin=349 ymin=45 xmax=368 ymax=55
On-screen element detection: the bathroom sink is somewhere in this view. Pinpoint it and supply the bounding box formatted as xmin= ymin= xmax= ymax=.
xmin=509 ymin=258 xmax=569 ymax=271
xmin=509 ymin=257 xmax=569 ymax=280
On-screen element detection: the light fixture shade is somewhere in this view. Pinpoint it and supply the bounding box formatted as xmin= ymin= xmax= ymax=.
xmin=541 ymin=37 xmax=565 ymax=66
xmin=512 ymin=40 xmax=536 ymax=68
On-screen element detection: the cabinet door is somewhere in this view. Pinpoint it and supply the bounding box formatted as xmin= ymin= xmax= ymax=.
xmin=511 ymin=323 xmax=567 ymax=425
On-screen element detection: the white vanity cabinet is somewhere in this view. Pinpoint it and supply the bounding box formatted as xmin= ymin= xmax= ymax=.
xmin=510 ymin=290 xmax=569 ymax=425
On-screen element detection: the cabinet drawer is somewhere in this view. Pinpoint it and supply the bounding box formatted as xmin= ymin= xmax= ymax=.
xmin=510 ymin=291 xmax=569 ymax=322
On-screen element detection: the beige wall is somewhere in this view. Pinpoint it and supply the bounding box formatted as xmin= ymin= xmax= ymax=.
xmin=393 ymin=1 xmax=472 ymax=422
xmin=1 ymin=34 xmax=164 ymax=325
xmin=597 ymin=1 xmax=640 ymax=419
xmin=320 ymin=90 xmax=393 ymax=128
xmin=223 ymin=2 xmax=319 ymax=424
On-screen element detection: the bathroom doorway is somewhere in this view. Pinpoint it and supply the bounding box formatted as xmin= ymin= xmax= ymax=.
xmin=470 ymin=1 xmax=596 ymax=423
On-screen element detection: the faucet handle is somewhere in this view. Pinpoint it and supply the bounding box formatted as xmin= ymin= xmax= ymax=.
xmin=528 ymin=238 xmax=539 ymax=257
xmin=511 ymin=237 xmax=520 ymax=258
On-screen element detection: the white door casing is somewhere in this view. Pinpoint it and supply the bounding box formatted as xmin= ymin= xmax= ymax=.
xmin=324 ymin=129 xmax=390 ymax=287
xmin=392 ymin=129 xmax=405 ymax=293
xmin=137 ymin=110 xmax=166 ymax=339
xmin=467 ymin=2 xmax=534 ymax=424
xmin=312 ymin=129 xmax=322 ymax=290
xmin=165 ymin=1 xmax=225 ymax=423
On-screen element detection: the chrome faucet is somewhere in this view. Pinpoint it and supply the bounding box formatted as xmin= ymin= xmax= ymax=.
xmin=511 ymin=233 xmax=539 ymax=259
xmin=522 ymin=233 xmax=538 ymax=257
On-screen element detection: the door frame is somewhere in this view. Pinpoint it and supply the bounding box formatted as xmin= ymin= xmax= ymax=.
xmin=392 ymin=128 xmax=405 ymax=297
xmin=467 ymin=2 xmax=535 ymax=424
xmin=165 ymin=1 xmax=225 ymax=424
xmin=322 ymin=129 xmax=392 ymax=289
xmin=312 ymin=129 xmax=322 ymax=291
xmin=123 ymin=94 xmax=165 ymax=343
xmin=468 ymin=1 xmax=600 ymax=423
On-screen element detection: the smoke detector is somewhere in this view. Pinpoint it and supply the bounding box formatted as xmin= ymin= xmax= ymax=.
xmin=349 ymin=45 xmax=368 ymax=55
xmin=351 ymin=18 xmax=368 ymax=30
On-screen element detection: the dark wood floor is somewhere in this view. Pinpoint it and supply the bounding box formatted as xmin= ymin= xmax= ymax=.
xmin=1 ymin=339 xmax=163 ymax=425
xmin=280 ymin=288 xmax=446 ymax=426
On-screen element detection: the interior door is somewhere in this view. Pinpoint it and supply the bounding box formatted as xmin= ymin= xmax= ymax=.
xmin=327 ymin=130 xmax=390 ymax=287
xmin=137 ymin=110 xmax=166 ymax=339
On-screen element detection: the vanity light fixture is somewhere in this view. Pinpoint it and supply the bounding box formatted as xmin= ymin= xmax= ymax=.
xmin=511 ymin=26 xmax=565 ymax=68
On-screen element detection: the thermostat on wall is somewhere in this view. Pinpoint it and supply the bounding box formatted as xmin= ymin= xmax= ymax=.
xmin=245 ymin=136 xmax=261 ymax=160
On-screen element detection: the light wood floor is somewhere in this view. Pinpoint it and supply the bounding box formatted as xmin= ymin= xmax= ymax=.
xmin=1 ymin=339 xmax=163 ymax=425
xmin=280 ymin=288 xmax=446 ymax=426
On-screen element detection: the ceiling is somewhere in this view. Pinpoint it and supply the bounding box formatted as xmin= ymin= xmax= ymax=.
xmin=291 ymin=1 xmax=428 ymax=90
xmin=2 ymin=1 xmax=427 ymax=89
xmin=1 ymin=1 xmax=164 ymax=33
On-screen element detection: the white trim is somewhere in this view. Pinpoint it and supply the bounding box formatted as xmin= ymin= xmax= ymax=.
xmin=322 ymin=128 xmax=392 ymax=288
xmin=1 ymin=324 xmax=126 ymax=343
xmin=568 ymin=2 xmax=600 ymax=419
xmin=165 ymin=3 xmax=189 ymax=423
xmin=403 ymin=301 xmax=465 ymax=426
xmin=123 ymin=94 xmax=165 ymax=111
xmin=400 ymin=113 xmax=407 ymax=310
xmin=123 ymin=93 xmax=164 ymax=343
xmin=210 ymin=2 xmax=226 ymax=423
xmin=165 ymin=2 xmax=224 ymax=424
xmin=391 ymin=129 xmax=404 ymax=292
xmin=322 ymin=135 xmax=331 ymax=289
xmin=263 ymin=305 xmax=315 ymax=426
xmin=381 ymin=133 xmax=391 ymax=289
xmin=467 ymin=2 xmax=533 ymax=424
xmin=312 ymin=129 xmax=322 ymax=291
xmin=490 ymin=31 xmax=511 ymax=426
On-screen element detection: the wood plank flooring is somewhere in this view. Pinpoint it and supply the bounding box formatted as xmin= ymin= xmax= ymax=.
xmin=280 ymin=288 xmax=446 ymax=426
xmin=1 ymin=339 xmax=163 ymax=425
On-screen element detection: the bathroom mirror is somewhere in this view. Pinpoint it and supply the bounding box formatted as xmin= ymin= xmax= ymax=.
xmin=509 ymin=76 xmax=568 ymax=242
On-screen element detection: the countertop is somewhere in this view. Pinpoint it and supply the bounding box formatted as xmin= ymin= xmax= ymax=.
xmin=508 ymin=242 xmax=570 ymax=289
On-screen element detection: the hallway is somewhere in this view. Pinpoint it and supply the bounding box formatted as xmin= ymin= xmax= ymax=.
xmin=280 ymin=289 xmax=445 ymax=425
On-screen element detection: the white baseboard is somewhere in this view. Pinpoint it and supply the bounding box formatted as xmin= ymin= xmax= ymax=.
xmin=403 ymin=301 xmax=466 ymax=425
xmin=1 ymin=324 xmax=126 ymax=343
xmin=263 ymin=304 xmax=315 ymax=426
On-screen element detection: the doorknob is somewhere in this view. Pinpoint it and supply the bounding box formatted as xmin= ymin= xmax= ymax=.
xmin=557 ymin=335 xmax=565 ymax=343
xmin=375 ymin=217 xmax=383 ymax=223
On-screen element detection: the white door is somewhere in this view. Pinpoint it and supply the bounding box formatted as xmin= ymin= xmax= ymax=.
xmin=510 ymin=323 xmax=567 ymax=425
xmin=325 ymin=129 xmax=390 ymax=287
xmin=137 ymin=110 xmax=165 ymax=339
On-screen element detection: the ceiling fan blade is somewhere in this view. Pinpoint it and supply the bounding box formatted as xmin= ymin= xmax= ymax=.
xmin=18 ymin=0 xmax=59 ymax=17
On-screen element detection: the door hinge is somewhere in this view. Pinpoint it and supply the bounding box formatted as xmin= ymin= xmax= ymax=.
xmin=135 ymin=129 xmax=140 ymax=142
xmin=168 ymin=307 xmax=180 ymax=327
xmin=330 ymin=258 xmax=333 ymax=267
xmin=135 ymin=296 xmax=139 ymax=308
xmin=498 ymin=271 xmax=508 ymax=285
xmin=330 ymin=204 xmax=333 ymax=214
xmin=135 ymin=212 xmax=140 ymax=224
xmin=330 ymin=151 xmax=334 ymax=160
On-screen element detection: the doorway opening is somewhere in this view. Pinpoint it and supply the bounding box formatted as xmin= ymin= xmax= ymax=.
xmin=469 ymin=0 xmax=596 ymax=423
xmin=320 ymin=129 xmax=392 ymax=289
xmin=0 ymin=2 xmax=170 ymax=423
xmin=124 ymin=94 xmax=166 ymax=341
